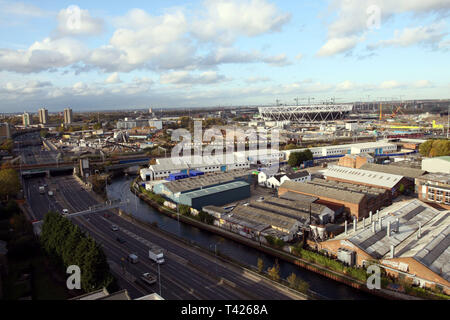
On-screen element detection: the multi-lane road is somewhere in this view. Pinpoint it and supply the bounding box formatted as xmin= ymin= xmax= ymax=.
xmin=23 ymin=174 xmax=305 ymax=300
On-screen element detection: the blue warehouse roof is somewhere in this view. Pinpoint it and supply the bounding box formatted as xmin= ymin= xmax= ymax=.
xmin=181 ymin=181 xmax=249 ymax=199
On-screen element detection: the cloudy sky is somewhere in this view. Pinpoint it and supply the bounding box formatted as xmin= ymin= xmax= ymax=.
xmin=0 ymin=0 xmax=449 ymax=112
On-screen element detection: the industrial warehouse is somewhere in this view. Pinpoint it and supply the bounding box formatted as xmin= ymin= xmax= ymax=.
xmin=316 ymin=199 xmax=450 ymax=295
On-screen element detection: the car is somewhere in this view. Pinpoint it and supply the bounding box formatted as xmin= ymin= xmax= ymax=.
xmin=48 ymin=191 xmax=54 ymax=196
xmin=140 ymin=273 xmax=156 ymax=285
xmin=116 ymin=237 xmax=126 ymax=244
xmin=103 ymin=213 xmax=111 ymax=218
xmin=111 ymin=225 xmax=119 ymax=231
xmin=62 ymin=209 xmax=69 ymax=215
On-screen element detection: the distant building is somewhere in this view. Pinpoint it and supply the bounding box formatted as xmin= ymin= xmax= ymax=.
xmin=22 ymin=112 xmax=32 ymax=127
xmin=116 ymin=118 xmax=149 ymax=129
xmin=415 ymin=173 xmax=450 ymax=209
xmin=38 ymin=108 xmax=48 ymax=124
xmin=64 ymin=108 xmax=73 ymax=124
xmin=338 ymin=154 xmax=374 ymax=169
xmin=0 ymin=123 xmax=14 ymax=141
xmin=422 ymin=156 xmax=450 ymax=174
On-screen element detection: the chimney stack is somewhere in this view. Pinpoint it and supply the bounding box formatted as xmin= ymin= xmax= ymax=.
xmin=345 ymin=220 xmax=348 ymax=235
xmin=369 ymin=211 xmax=373 ymax=223
xmin=363 ymin=217 xmax=366 ymax=228
xmin=353 ymin=217 xmax=357 ymax=232
xmin=418 ymin=222 xmax=422 ymax=238
xmin=396 ymin=218 xmax=400 ymax=233
xmin=372 ymin=221 xmax=376 ymax=233
xmin=379 ymin=217 xmax=382 ymax=230
xmin=376 ymin=210 xmax=379 ymax=221
xmin=390 ymin=245 xmax=395 ymax=258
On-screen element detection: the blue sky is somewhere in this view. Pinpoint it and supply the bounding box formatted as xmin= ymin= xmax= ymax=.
xmin=0 ymin=0 xmax=449 ymax=112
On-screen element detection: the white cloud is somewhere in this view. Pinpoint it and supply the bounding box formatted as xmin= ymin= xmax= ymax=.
xmin=318 ymin=36 xmax=364 ymax=56
xmin=0 ymin=1 xmax=51 ymax=18
xmin=105 ymin=72 xmax=121 ymax=84
xmin=319 ymin=0 xmax=450 ymax=56
xmin=245 ymin=76 xmax=271 ymax=84
xmin=368 ymin=22 xmax=448 ymax=49
xmin=336 ymin=80 xmax=355 ymax=91
xmin=191 ymin=0 xmax=291 ymax=44
xmin=295 ymin=53 xmax=303 ymax=61
xmin=56 ymin=6 xmax=104 ymax=36
xmin=379 ymin=80 xmax=402 ymax=89
xmin=0 ymin=37 xmax=88 ymax=73
xmin=413 ymin=80 xmax=433 ymax=88
xmin=160 ymin=71 xmax=228 ymax=86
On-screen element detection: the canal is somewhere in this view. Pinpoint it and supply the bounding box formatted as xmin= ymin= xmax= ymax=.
xmin=107 ymin=175 xmax=380 ymax=300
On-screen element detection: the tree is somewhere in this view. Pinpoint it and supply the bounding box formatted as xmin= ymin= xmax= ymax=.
xmin=288 ymin=149 xmax=313 ymax=167
xmin=257 ymin=258 xmax=264 ymax=273
xmin=178 ymin=204 xmax=190 ymax=216
xmin=267 ymin=260 xmax=280 ymax=282
xmin=0 ymin=168 xmax=20 ymax=200
xmin=287 ymin=272 xmax=297 ymax=288
xmin=93 ymin=123 xmax=102 ymax=130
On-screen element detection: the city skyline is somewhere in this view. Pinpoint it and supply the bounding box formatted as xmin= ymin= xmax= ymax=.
xmin=0 ymin=0 xmax=449 ymax=112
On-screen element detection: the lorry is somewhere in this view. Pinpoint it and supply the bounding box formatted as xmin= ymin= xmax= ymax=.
xmin=149 ymin=246 xmax=165 ymax=264
xmin=39 ymin=186 xmax=45 ymax=194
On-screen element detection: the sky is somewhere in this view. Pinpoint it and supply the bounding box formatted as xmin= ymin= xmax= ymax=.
xmin=0 ymin=0 xmax=449 ymax=112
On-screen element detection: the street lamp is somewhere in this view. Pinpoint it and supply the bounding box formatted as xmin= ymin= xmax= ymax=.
xmin=157 ymin=263 xmax=162 ymax=296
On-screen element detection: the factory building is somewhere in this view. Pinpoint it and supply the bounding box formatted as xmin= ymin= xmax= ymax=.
xmin=279 ymin=180 xmax=368 ymax=219
xmin=153 ymin=169 xmax=252 ymax=207
xmin=178 ymin=181 xmax=250 ymax=210
xmin=221 ymin=205 xmax=300 ymax=242
xmin=422 ymin=156 xmax=450 ymax=174
xmin=323 ymin=165 xmax=411 ymax=197
xmin=279 ymin=178 xmax=390 ymax=219
xmin=360 ymin=163 xmax=425 ymax=181
xmin=283 ymin=141 xmax=397 ymax=160
xmin=317 ymin=199 xmax=450 ymax=294
xmin=416 ymin=173 xmax=450 ymax=210
xmin=140 ymin=155 xmax=250 ymax=181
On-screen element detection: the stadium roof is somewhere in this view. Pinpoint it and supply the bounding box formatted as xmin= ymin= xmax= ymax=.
xmin=360 ymin=163 xmax=425 ymax=179
xmin=324 ymin=165 xmax=403 ymax=189
xmin=279 ymin=180 xmax=366 ymax=204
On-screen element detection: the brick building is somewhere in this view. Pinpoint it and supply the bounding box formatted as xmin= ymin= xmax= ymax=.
xmin=317 ymin=199 xmax=450 ymax=294
xmin=323 ymin=165 xmax=412 ymax=198
xmin=415 ymin=173 xmax=450 ymax=210
xmin=338 ymin=154 xmax=374 ymax=169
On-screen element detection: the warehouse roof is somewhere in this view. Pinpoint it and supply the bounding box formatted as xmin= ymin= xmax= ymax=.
xmin=163 ymin=169 xmax=251 ymax=193
xmin=279 ymin=191 xmax=317 ymax=203
xmin=416 ymin=173 xmax=450 ymax=185
xmin=230 ymin=205 xmax=299 ymax=232
xmin=333 ymin=199 xmax=443 ymax=260
xmin=249 ymin=200 xmax=311 ymax=225
xmin=324 ymin=165 xmax=403 ymax=189
xmin=264 ymin=196 xmax=330 ymax=217
xmin=279 ymin=180 xmax=366 ymax=204
xmin=181 ymin=181 xmax=249 ymax=199
xmin=360 ymin=163 xmax=425 ymax=179
xmin=309 ymin=178 xmax=387 ymax=200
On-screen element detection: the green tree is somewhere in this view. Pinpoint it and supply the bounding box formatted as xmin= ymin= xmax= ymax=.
xmin=267 ymin=260 xmax=280 ymax=282
xmin=0 ymin=168 xmax=20 ymax=200
xmin=257 ymin=258 xmax=264 ymax=273
xmin=93 ymin=123 xmax=102 ymax=130
xmin=287 ymin=272 xmax=297 ymax=288
xmin=178 ymin=204 xmax=190 ymax=216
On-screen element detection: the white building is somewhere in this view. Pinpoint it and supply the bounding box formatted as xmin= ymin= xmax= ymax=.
xmin=422 ymin=157 xmax=450 ymax=174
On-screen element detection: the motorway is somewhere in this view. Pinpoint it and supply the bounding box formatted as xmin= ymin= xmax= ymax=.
xmin=23 ymin=174 xmax=305 ymax=300
xmin=15 ymin=132 xmax=59 ymax=165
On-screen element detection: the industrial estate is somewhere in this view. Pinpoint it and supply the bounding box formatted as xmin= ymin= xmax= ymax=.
xmin=1 ymin=99 xmax=449 ymax=302
xmin=0 ymin=1 xmax=449 ymax=309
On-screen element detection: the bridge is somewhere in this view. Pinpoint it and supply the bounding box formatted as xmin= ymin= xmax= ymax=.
xmin=32 ymin=198 xmax=130 ymax=234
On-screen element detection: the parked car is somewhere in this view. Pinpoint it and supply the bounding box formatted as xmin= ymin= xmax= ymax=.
xmin=111 ymin=225 xmax=119 ymax=231
xmin=48 ymin=191 xmax=54 ymax=196
xmin=62 ymin=209 xmax=69 ymax=215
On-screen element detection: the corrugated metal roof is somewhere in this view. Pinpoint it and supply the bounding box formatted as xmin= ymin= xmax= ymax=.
xmin=181 ymin=181 xmax=249 ymax=199
xmin=324 ymin=165 xmax=403 ymax=189
xmin=360 ymin=163 xmax=425 ymax=179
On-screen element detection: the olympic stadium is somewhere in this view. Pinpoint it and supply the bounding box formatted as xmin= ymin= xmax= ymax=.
xmin=258 ymin=104 xmax=354 ymax=122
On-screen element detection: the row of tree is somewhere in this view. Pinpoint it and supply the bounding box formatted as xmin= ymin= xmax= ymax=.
xmin=288 ymin=149 xmax=313 ymax=167
xmin=40 ymin=211 xmax=114 ymax=292
xmin=419 ymin=139 xmax=450 ymax=158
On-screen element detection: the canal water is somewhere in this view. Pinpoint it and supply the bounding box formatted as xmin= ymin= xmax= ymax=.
xmin=107 ymin=176 xmax=379 ymax=300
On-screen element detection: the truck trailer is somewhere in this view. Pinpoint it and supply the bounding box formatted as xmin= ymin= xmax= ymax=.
xmin=148 ymin=246 xmax=165 ymax=264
